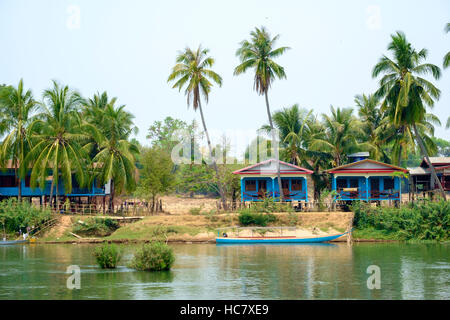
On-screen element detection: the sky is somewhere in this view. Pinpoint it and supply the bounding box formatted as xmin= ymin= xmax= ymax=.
xmin=0 ymin=0 xmax=449 ymax=157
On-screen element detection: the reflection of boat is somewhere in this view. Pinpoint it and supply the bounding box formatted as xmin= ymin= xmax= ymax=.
xmin=0 ymin=239 xmax=29 ymax=245
xmin=215 ymin=227 xmax=351 ymax=244
xmin=216 ymin=242 xmax=338 ymax=247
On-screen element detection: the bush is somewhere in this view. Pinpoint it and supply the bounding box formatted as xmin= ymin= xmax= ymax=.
xmin=129 ymin=242 xmax=175 ymax=271
xmin=93 ymin=243 xmax=122 ymax=269
xmin=352 ymin=200 xmax=450 ymax=241
xmin=72 ymin=218 xmax=119 ymax=237
xmin=238 ymin=210 xmax=277 ymax=227
xmin=0 ymin=198 xmax=52 ymax=234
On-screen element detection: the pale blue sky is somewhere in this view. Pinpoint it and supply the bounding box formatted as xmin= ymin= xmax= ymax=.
xmin=0 ymin=0 xmax=449 ymax=149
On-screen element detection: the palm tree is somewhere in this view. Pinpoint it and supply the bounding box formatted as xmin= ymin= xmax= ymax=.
xmin=445 ymin=23 xmax=450 ymax=130
xmin=444 ymin=23 xmax=450 ymax=69
xmin=24 ymin=81 xmax=90 ymax=209
xmin=167 ymin=45 xmax=227 ymax=209
xmin=372 ymin=31 xmax=445 ymax=198
xmin=261 ymin=104 xmax=312 ymax=165
xmin=90 ymin=100 xmax=138 ymax=213
xmin=310 ymin=106 xmax=365 ymax=167
xmin=234 ymin=26 xmax=290 ymax=200
xmin=0 ymin=79 xmax=37 ymax=201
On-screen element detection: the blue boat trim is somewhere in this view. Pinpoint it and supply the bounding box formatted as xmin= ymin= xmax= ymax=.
xmin=215 ymin=230 xmax=350 ymax=244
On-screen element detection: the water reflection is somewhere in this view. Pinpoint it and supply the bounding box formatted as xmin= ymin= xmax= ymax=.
xmin=0 ymin=243 xmax=448 ymax=299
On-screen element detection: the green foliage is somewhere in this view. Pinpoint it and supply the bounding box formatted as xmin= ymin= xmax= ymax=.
xmin=352 ymin=200 xmax=450 ymax=241
xmin=189 ymin=207 xmax=203 ymax=215
xmin=238 ymin=210 xmax=277 ymax=227
xmin=135 ymin=146 xmax=175 ymax=201
xmin=72 ymin=218 xmax=119 ymax=237
xmin=0 ymin=198 xmax=52 ymax=233
xmin=93 ymin=243 xmax=122 ymax=269
xmin=129 ymin=242 xmax=175 ymax=271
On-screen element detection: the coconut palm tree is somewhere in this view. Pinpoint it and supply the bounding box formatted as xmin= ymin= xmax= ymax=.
xmin=167 ymin=45 xmax=227 ymax=209
xmin=24 ymin=81 xmax=91 ymax=208
xmin=0 ymin=79 xmax=38 ymax=201
xmin=309 ymin=106 xmax=366 ymax=167
xmin=444 ymin=23 xmax=450 ymax=69
xmin=261 ymin=104 xmax=312 ymax=165
xmin=355 ymin=93 xmax=394 ymax=163
xmin=372 ymin=31 xmax=445 ymax=198
xmin=234 ymin=26 xmax=290 ymax=200
xmin=90 ymin=100 xmax=138 ymax=213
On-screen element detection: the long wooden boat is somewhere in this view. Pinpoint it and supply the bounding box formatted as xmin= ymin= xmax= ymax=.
xmin=0 ymin=239 xmax=29 ymax=245
xmin=215 ymin=228 xmax=351 ymax=244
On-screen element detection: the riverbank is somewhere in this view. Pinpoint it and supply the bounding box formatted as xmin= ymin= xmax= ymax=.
xmin=39 ymin=211 xmax=355 ymax=244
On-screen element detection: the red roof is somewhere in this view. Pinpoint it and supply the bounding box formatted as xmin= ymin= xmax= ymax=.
xmin=233 ymin=159 xmax=313 ymax=175
xmin=327 ymin=159 xmax=408 ymax=174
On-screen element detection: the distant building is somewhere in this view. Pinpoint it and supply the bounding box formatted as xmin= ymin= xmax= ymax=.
xmin=0 ymin=160 xmax=109 ymax=204
xmin=408 ymin=157 xmax=450 ymax=193
xmin=233 ymin=159 xmax=313 ymax=202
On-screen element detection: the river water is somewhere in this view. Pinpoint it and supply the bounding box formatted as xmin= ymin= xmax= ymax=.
xmin=0 ymin=243 xmax=449 ymax=299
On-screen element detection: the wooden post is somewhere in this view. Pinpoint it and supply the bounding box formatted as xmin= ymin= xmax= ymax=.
xmin=347 ymin=216 xmax=354 ymax=245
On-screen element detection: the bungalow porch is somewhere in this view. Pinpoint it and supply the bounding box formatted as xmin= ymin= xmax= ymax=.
xmin=328 ymin=159 xmax=407 ymax=202
xmin=233 ymin=159 xmax=313 ymax=202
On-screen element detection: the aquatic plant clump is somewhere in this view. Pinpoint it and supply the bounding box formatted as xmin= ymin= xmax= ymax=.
xmin=93 ymin=243 xmax=122 ymax=269
xmin=129 ymin=242 xmax=175 ymax=271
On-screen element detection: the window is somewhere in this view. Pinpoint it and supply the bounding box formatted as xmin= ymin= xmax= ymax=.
xmin=282 ymin=180 xmax=290 ymax=190
xmin=370 ymin=178 xmax=379 ymax=191
xmin=25 ymin=176 xmax=31 ymax=187
xmin=349 ymin=179 xmax=359 ymax=188
xmin=0 ymin=176 xmax=18 ymax=187
xmin=245 ymin=180 xmax=256 ymax=191
xmin=337 ymin=179 xmax=347 ymax=189
xmin=258 ymin=180 xmax=267 ymax=192
xmin=291 ymin=179 xmax=303 ymax=191
xmin=384 ymin=178 xmax=394 ymax=190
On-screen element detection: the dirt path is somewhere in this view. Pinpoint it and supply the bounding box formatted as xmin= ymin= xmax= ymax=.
xmin=46 ymin=215 xmax=72 ymax=239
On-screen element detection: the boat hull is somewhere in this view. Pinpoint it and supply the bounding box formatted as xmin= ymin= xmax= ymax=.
xmin=0 ymin=240 xmax=29 ymax=245
xmin=216 ymin=232 xmax=347 ymax=244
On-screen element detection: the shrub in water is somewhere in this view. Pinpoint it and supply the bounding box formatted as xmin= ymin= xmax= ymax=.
xmin=129 ymin=242 xmax=175 ymax=271
xmin=93 ymin=243 xmax=121 ymax=269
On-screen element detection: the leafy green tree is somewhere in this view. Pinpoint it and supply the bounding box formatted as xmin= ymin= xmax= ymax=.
xmin=0 ymin=79 xmax=38 ymax=201
xmin=432 ymin=137 xmax=450 ymax=157
xmin=234 ymin=26 xmax=290 ymax=200
xmin=25 ymin=81 xmax=90 ymax=208
xmin=167 ymin=45 xmax=227 ymax=208
xmin=135 ymin=147 xmax=176 ymax=212
xmin=372 ymin=31 xmax=445 ymax=198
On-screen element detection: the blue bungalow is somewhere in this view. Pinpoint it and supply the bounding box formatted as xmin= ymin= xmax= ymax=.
xmin=327 ymin=155 xmax=408 ymax=202
xmin=0 ymin=161 xmax=109 ymax=203
xmin=233 ymin=159 xmax=313 ymax=202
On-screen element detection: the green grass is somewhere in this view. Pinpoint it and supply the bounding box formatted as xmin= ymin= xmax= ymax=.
xmin=106 ymin=224 xmax=202 ymax=241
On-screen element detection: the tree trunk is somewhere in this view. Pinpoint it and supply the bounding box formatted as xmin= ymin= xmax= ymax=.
xmin=198 ymin=99 xmax=227 ymax=210
xmin=109 ymin=180 xmax=115 ymax=214
xmin=413 ymin=123 xmax=446 ymax=200
xmin=49 ymin=177 xmax=55 ymax=209
xmin=265 ymin=91 xmax=284 ymax=201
